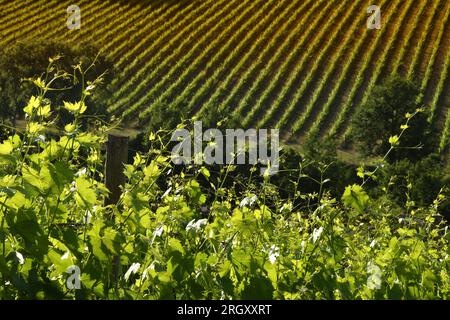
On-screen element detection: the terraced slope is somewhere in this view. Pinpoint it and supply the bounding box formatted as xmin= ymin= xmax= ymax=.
xmin=0 ymin=0 xmax=449 ymax=154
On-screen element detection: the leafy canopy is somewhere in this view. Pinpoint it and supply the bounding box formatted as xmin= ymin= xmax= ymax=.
xmin=351 ymin=75 xmax=433 ymax=162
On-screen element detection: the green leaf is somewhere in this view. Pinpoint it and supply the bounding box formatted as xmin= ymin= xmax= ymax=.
xmin=342 ymin=184 xmax=370 ymax=213
xmin=102 ymin=227 xmax=121 ymax=255
xmin=27 ymin=122 xmax=44 ymax=135
xmin=37 ymin=104 xmax=51 ymax=118
xmin=47 ymin=249 xmax=75 ymax=274
xmin=388 ymin=135 xmax=399 ymax=146
xmin=23 ymin=96 xmax=40 ymax=115
xmin=168 ymin=238 xmax=185 ymax=255
xmin=22 ymin=165 xmax=44 ymax=194
xmin=140 ymin=212 xmax=152 ymax=229
xmin=241 ymin=275 xmax=274 ymax=299
xmin=88 ymin=221 xmax=109 ymax=262
xmin=74 ymin=177 xmax=97 ymax=208
xmin=63 ymin=101 xmax=87 ymax=114
xmin=65 ymin=123 xmax=77 ymax=133
xmin=187 ymin=180 xmax=206 ymax=205
xmin=143 ymin=161 xmax=160 ymax=183
xmin=200 ymin=167 xmax=210 ymax=179
xmin=0 ymin=141 xmax=13 ymax=155
xmin=7 ymin=191 xmax=29 ymax=210
xmin=357 ymin=166 xmax=365 ymax=179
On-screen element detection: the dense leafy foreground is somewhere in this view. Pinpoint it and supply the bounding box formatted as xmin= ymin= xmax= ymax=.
xmin=1 ymin=0 xmax=450 ymax=152
xmin=0 ymin=83 xmax=449 ymax=300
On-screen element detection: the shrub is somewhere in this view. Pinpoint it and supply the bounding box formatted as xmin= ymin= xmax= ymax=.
xmin=351 ymin=75 xmax=434 ymax=162
xmin=379 ymin=154 xmax=450 ymax=220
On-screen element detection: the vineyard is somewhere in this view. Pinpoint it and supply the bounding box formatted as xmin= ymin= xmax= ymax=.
xmin=1 ymin=0 xmax=450 ymax=301
xmin=0 ymin=0 xmax=449 ymax=151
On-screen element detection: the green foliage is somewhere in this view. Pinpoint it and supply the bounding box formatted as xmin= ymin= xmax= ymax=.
xmin=0 ymin=39 xmax=116 ymax=124
xmin=351 ymin=75 xmax=434 ymax=162
xmin=342 ymin=184 xmax=370 ymax=214
xmin=0 ymin=70 xmax=449 ymax=300
xmin=379 ymin=154 xmax=450 ymax=220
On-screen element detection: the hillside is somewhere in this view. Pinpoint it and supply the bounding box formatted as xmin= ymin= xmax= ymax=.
xmin=0 ymin=0 xmax=449 ymax=149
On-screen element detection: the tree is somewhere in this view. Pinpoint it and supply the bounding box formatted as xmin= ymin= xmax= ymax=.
xmin=0 ymin=39 xmax=117 ymax=125
xmin=351 ymin=75 xmax=434 ymax=162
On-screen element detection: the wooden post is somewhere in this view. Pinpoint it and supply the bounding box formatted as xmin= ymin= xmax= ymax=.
xmin=104 ymin=134 xmax=129 ymax=206
xmin=104 ymin=133 xmax=128 ymax=293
